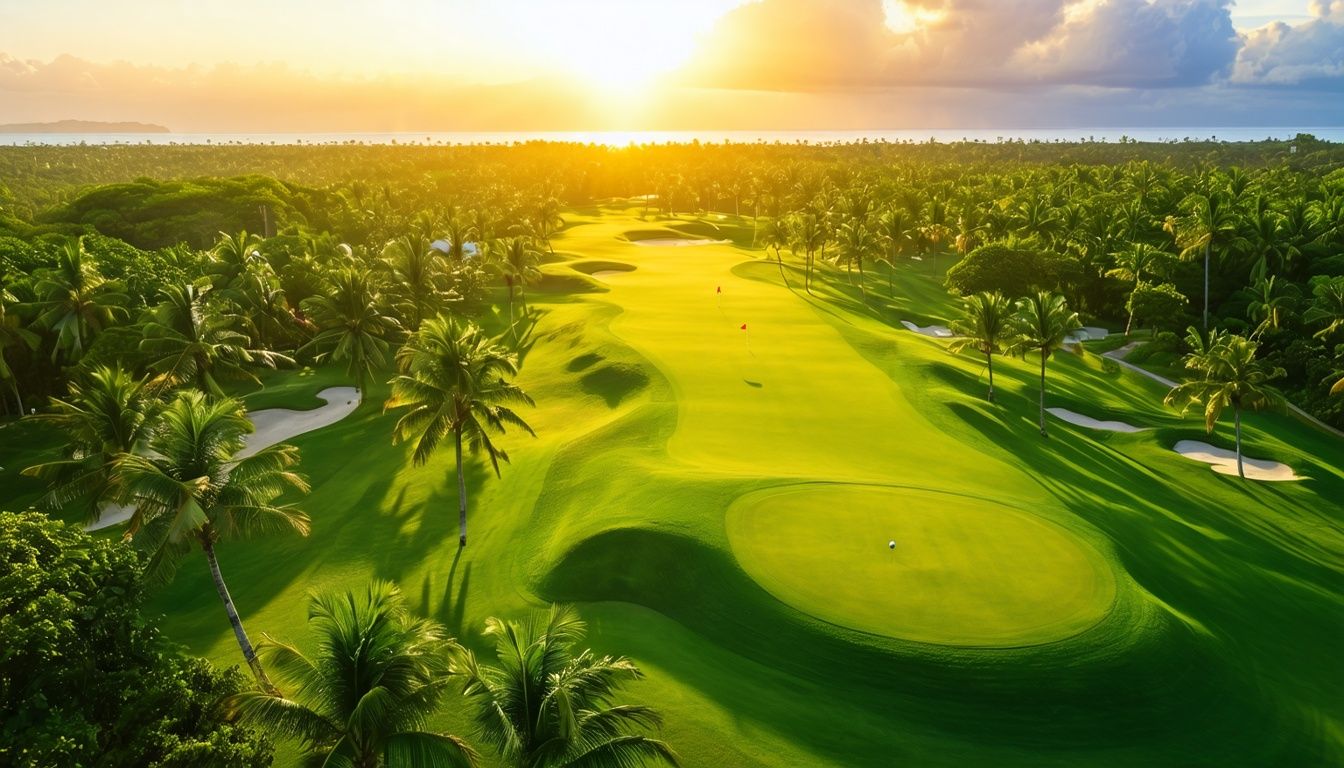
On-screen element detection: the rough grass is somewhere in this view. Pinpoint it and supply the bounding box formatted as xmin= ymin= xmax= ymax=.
xmin=4 ymin=204 xmax=1341 ymax=767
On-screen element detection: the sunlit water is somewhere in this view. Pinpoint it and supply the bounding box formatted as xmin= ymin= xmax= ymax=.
xmin=1 ymin=128 xmax=1340 ymax=147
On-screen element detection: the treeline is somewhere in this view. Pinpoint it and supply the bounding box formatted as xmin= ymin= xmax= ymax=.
xmin=1 ymin=139 xmax=1341 ymax=427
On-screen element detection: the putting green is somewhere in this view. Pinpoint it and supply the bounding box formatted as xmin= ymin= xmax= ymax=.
xmin=726 ymin=484 xmax=1118 ymax=646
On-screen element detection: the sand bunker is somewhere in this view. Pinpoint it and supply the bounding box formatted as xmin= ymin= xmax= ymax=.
xmin=87 ymin=387 xmax=362 ymax=531
xmin=1047 ymin=407 xmax=1146 ymax=433
xmin=901 ymin=320 xmax=954 ymax=338
xmin=632 ymin=238 xmax=729 ymax=247
xmin=1172 ymin=440 xmax=1300 ymax=481
xmin=592 ymin=271 xmax=628 ymax=279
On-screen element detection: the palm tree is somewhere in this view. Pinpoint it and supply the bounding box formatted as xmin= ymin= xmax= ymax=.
xmin=496 ymin=236 xmax=542 ymax=328
xmin=1008 ymin=291 xmax=1082 ymax=436
xmin=1165 ymin=192 xmax=1246 ymax=330
xmin=209 ymin=230 xmax=265 ymax=290
xmin=33 ymin=236 xmax=127 ymax=363
xmin=461 ymin=605 xmax=678 ymax=768
xmin=301 ymin=269 xmax=404 ymax=391
xmin=226 ymin=581 xmax=476 ymax=768
xmin=1245 ymin=272 xmax=1299 ymax=339
xmin=385 ymin=316 xmax=534 ymax=548
xmin=759 ymin=217 xmax=791 ymax=287
xmin=22 ymin=366 xmax=156 ymax=522
xmin=1165 ymin=333 xmax=1284 ymax=478
xmin=949 ymin=292 xmax=1013 ymax=402
xmin=0 ymin=281 xmax=38 ymax=414
xmin=876 ymin=208 xmax=914 ymax=298
xmin=140 ymin=280 xmax=291 ymax=395
xmin=1303 ymin=275 xmax=1344 ymax=340
xmin=531 ymin=197 xmax=565 ymax=255
xmin=1107 ymin=243 xmax=1171 ymax=336
xmin=790 ymin=213 xmax=825 ymax=294
xmin=380 ymin=236 xmax=446 ymax=331
xmin=113 ymin=391 xmax=310 ymax=691
xmin=836 ymin=220 xmax=878 ymax=298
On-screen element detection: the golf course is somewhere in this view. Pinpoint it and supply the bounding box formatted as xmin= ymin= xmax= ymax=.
xmin=11 ymin=201 xmax=1327 ymax=766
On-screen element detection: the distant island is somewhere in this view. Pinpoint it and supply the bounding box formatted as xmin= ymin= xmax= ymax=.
xmin=0 ymin=119 xmax=169 ymax=134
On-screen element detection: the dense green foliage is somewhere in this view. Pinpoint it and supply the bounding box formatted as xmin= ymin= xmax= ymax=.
xmin=0 ymin=141 xmax=1340 ymax=767
xmin=0 ymin=511 xmax=271 ymax=767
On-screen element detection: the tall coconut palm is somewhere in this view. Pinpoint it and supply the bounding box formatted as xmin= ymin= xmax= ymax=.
xmin=301 ymin=269 xmax=404 ymax=391
xmin=33 ymin=236 xmax=127 ymax=363
xmin=496 ymin=236 xmax=542 ymax=326
xmin=113 ymin=391 xmax=310 ymax=691
xmin=0 ymin=281 xmax=38 ymax=414
xmin=876 ymin=208 xmax=914 ymax=297
xmin=22 ymin=366 xmax=156 ymax=522
xmin=759 ymin=217 xmax=791 ymax=287
xmin=140 ymin=280 xmax=291 ymax=395
xmin=1165 ymin=192 xmax=1246 ymax=330
xmin=385 ymin=316 xmax=534 ymax=548
xmin=948 ymin=291 xmax=1013 ymax=402
xmin=1107 ymin=243 xmax=1172 ymax=336
xmin=380 ymin=235 xmax=446 ymax=331
xmin=209 ymin=230 xmax=266 ymax=291
xmin=836 ymin=219 xmax=879 ymax=298
xmin=531 ymin=197 xmax=565 ymax=255
xmin=226 ymin=581 xmax=477 ymax=768
xmin=1165 ymin=333 xmax=1284 ymax=478
xmin=1303 ymin=275 xmax=1344 ymax=340
xmin=461 ymin=604 xmax=679 ymax=768
xmin=790 ymin=213 xmax=825 ymax=294
xmin=1008 ymin=291 xmax=1082 ymax=436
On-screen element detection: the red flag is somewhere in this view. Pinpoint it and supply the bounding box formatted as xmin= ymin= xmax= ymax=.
xmin=740 ymin=323 xmax=747 ymax=331
xmin=716 ymin=286 xmax=722 ymax=294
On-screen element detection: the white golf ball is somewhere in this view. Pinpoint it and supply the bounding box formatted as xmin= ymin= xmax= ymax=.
xmin=888 ymin=540 xmax=896 ymax=549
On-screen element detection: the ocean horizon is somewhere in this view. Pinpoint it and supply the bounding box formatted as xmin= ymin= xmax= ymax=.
xmin=1 ymin=127 xmax=1341 ymax=147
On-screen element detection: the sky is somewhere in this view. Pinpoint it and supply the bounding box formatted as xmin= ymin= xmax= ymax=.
xmin=0 ymin=0 xmax=1341 ymax=131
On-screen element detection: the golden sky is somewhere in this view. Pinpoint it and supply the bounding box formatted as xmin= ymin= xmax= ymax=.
xmin=0 ymin=0 xmax=1339 ymax=131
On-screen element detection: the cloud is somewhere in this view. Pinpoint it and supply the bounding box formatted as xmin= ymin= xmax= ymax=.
xmin=1013 ymin=0 xmax=1239 ymax=87
xmin=1233 ymin=1 xmax=1344 ymax=85
xmin=680 ymin=0 xmax=1313 ymax=90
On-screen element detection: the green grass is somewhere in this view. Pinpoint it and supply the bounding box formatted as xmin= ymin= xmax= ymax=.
xmin=8 ymin=203 xmax=1343 ymax=766
xmin=725 ymin=483 xmax=1117 ymax=646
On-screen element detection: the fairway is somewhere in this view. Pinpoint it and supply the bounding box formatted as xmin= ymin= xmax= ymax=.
xmin=726 ymin=484 xmax=1117 ymax=646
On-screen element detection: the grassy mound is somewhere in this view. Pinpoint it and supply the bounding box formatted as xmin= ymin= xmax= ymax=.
xmin=726 ymin=483 xmax=1118 ymax=645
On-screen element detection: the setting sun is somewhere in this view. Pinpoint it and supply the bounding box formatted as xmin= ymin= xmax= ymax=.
xmin=498 ymin=1 xmax=731 ymax=92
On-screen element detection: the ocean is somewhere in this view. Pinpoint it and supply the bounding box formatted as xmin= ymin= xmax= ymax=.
xmin=1 ymin=127 xmax=1341 ymax=147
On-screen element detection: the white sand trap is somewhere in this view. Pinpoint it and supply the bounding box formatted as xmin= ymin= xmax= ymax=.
xmin=632 ymin=238 xmax=729 ymax=247
xmin=1047 ymin=407 xmax=1146 ymax=433
xmin=901 ymin=320 xmax=955 ymax=338
xmin=1064 ymin=326 xmax=1110 ymax=346
xmin=591 ymin=270 xmax=628 ymax=279
xmin=87 ymin=387 xmax=362 ymax=531
xmin=1172 ymin=440 xmax=1300 ymax=481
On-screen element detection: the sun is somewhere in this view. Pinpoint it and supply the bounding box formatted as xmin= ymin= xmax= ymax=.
xmin=508 ymin=1 xmax=735 ymax=94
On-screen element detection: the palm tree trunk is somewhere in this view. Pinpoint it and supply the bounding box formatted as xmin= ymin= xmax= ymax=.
xmin=857 ymin=257 xmax=865 ymax=298
xmin=887 ymin=257 xmax=895 ymax=298
xmin=1038 ymin=350 xmax=1048 ymax=436
xmin=1202 ymin=243 xmax=1210 ymax=331
xmin=10 ymin=379 xmax=22 ymax=416
xmin=986 ymin=352 xmax=995 ymax=402
xmin=1234 ymin=406 xmax=1244 ymax=479
xmin=202 ymin=536 xmax=276 ymax=694
xmin=455 ymin=430 xmax=468 ymax=547
xmin=775 ymin=249 xmax=789 ymax=288
xmin=1125 ymin=276 xmax=1139 ymax=337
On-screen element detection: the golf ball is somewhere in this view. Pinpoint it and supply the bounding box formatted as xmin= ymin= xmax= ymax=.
xmin=888 ymin=540 xmax=896 ymax=549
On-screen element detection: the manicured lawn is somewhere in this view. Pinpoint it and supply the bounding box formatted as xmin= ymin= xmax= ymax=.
xmin=8 ymin=204 xmax=1342 ymax=766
